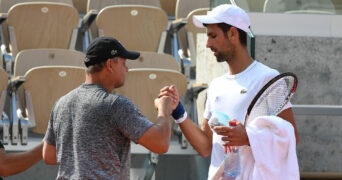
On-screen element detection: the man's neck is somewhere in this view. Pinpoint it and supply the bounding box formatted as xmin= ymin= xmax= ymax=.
xmin=227 ymin=55 xmax=254 ymax=75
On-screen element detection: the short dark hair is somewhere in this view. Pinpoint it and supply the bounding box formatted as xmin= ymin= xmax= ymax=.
xmin=217 ymin=23 xmax=247 ymax=46
xmin=86 ymin=61 xmax=106 ymax=74
xmin=86 ymin=57 xmax=120 ymax=74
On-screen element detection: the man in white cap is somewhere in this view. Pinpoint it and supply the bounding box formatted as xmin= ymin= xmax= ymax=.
xmin=159 ymin=4 xmax=299 ymax=179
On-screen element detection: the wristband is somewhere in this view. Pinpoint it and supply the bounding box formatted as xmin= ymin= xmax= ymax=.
xmin=172 ymin=102 xmax=187 ymax=123
xmin=172 ymin=102 xmax=185 ymax=119
xmin=174 ymin=111 xmax=187 ymax=124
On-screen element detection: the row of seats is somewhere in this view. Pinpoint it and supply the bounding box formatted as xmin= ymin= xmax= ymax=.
xmin=0 ymin=4 xmax=213 ymax=164
xmin=6 ymin=0 xmax=332 ymax=146
xmin=0 ymin=1 xmax=209 ymax=149
xmin=262 ymin=0 xmax=340 ymax=14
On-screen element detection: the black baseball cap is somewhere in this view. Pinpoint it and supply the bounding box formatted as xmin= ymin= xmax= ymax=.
xmin=84 ymin=37 xmax=140 ymax=67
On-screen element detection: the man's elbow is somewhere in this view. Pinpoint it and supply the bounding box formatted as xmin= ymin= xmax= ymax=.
xmin=42 ymin=157 xmax=57 ymax=165
xmin=0 ymin=164 xmax=11 ymax=177
xmin=151 ymin=142 xmax=170 ymax=154
xmin=198 ymin=149 xmax=211 ymax=158
xmin=42 ymin=151 xmax=57 ymax=165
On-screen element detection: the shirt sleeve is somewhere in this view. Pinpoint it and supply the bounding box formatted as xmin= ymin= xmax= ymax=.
xmin=44 ymin=105 xmax=56 ymax=146
xmin=112 ymin=96 xmax=153 ymax=144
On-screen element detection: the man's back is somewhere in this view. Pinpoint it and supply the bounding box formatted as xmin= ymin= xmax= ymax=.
xmin=45 ymin=84 xmax=152 ymax=179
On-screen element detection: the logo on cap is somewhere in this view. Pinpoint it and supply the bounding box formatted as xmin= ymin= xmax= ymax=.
xmin=111 ymin=50 xmax=118 ymax=56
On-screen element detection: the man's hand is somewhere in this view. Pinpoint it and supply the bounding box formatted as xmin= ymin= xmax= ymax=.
xmin=157 ymin=85 xmax=179 ymax=110
xmin=214 ymin=120 xmax=250 ymax=146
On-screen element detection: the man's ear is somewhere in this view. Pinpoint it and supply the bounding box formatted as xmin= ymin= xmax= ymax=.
xmin=228 ymin=27 xmax=239 ymax=42
xmin=105 ymin=59 xmax=114 ymax=72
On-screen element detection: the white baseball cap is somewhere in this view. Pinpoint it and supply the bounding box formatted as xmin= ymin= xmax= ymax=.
xmin=193 ymin=4 xmax=251 ymax=33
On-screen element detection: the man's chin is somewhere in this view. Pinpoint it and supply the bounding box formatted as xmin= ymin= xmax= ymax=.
xmin=216 ymin=58 xmax=226 ymax=63
xmin=115 ymin=83 xmax=124 ymax=89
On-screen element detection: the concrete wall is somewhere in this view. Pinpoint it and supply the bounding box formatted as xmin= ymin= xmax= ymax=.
xmin=196 ymin=13 xmax=342 ymax=175
xmin=256 ymin=35 xmax=342 ymax=173
xmin=252 ymin=13 xmax=342 ymax=174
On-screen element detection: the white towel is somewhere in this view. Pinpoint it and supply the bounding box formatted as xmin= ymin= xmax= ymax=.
xmin=244 ymin=115 xmax=299 ymax=180
xmin=210 ymin=116 xmax=299 ymax=180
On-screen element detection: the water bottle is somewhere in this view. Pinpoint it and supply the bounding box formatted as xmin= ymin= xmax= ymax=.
xmin=208 ymin=111 xmax=230 ymax=131
xmin=222 ymin=120 xmax=241 ymax=180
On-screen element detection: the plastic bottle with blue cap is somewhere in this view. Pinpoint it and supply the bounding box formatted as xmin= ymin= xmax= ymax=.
xmin=208 ymin=111 xmax=241 ymax=180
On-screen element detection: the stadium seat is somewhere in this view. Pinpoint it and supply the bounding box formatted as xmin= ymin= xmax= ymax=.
xmin=87 ymin=0 xmax=161 ymax=12
xmin=115 ymin=68 xmax=188 ymax=124
xmin=6 ymin=2 xmax=79 ymax=59
xmin=72 ymin=0 xmax=87 ymax=14
xmin=263 ymin=0 xmax=336 ymax=14
xmin=181 ymin=8 xmax=209 ymax=79
xmin=127 ymin=51 xmax=181 ymax=72
xmin=82 ymin=0 xmax=162 ymax=43
xmin=171 ymin=0 xmax=209 ymax=78
xmin=174 ymin=0 xmax=209 ymax=20
xmin=6 ymin=49 xmax=85 ymax=144
xmin=16 ymin=66 xmax=85 ymax=141
xmin=211 ymin=0 xmax=250 ymax=10
xmin=114 ymin=67 xmax=194 ymax=178
xmin=159 ymin=0 xmax=177 ymax=18
xmin=95 ymin=5 xmax=168 ymax=53
xmin=246 ymin=0 xmax=265 ymax=12
xmin=0 ymin=0 xmax=74 ymax=54
xmin=0 ymin=68 xmax=7 ymax=120
xmin=332 ymin=0 xmax=342 ymax=14
xmin=13 ymin=49 xmax=85 ymax=77
xmin=12 ymin=48 xmax=85 ymax=118
xmin=0 ymin=68 xmax=10 ymax=144
xmin=0 ymin=0 xmax=73 ymax=12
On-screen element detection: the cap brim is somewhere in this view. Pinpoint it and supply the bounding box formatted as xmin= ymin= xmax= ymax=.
xmin=193 ymin=15 xmax=221 ymax=28
xmin=122 ymin=50 xmax=140 ymax=60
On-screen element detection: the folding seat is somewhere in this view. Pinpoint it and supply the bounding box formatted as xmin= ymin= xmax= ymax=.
xmin=0 ymin=0 xmax=74 ymax=57
xmin=13 ymin=49 xmax=85 ymax=78
xmin=159 ymin=0 xmax=177 ymax=18
xmin=0 ymin=68 xmax=10 ymax=144
xmin=5 ymin=2 xmax=79 ymax=60
xmin=8 ymin=49 xmax=85 ymax=144
xmin=173 ymin=0 xmax=210 ymax=42
xmin=115 ymin=68 xmax=188 ymax=124
xmin=174 ymin=0 xmax=209 ymax=20
xmin=263 ymin=0 xmax=336 ymax=14
xmin=114 ymin=67 xmax=190 ymax=180
xmin=12 ymin=48 xmax=85 ymax=115
xmin=13 ymin=66 xmax=85 ymax=144
xmin=181 ymin=8 xmax=209 ymax=80
xmin=332 ymin=0 xmax=342 ymax=14
xmin=0 ymin=68 xmax=7 ymax=119
xmin=87 ymin=0 xmax=161 ymax=12
xmin=126 ymin=51 xmax=181 ymax=72
xmin=210 ymin=0 xmax=250 ymax=10
xmin=0 ymin=0 xmax=73 ymax=13
xmin=72 ymin=0 xmax=87 ymax=15
xmin=173 ymin=0 xmax=250 ymax=62
xmin=90 ymin=5 xmax=168 ymax=53
xmin=170 ymin=0 xmax=209 ymax=79
xmin=82 ymin=0 xmax=162 ymax=43
xmin=246 ymin=0 xmax=266 ymax=12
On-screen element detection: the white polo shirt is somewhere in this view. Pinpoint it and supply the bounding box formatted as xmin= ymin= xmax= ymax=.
xmin=203 ymin=61 xmax=283 ymax=179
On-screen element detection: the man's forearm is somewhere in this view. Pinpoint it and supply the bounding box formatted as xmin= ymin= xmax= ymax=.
xmin=0 ymin=142 xmax=43 ymax=177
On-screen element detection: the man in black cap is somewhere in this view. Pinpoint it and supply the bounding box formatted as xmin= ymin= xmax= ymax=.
xmin=42 ymin=37 xmax=178 ymax=179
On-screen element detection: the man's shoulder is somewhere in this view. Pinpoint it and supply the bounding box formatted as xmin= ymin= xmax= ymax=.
xmin=253 ymin=61 xmax=279 ymax=77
